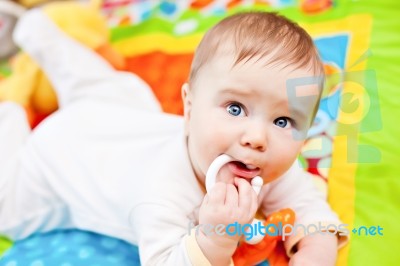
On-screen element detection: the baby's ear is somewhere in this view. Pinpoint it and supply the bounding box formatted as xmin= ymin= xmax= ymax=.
xmin=181 ymin=83 xmax=192 ymax=135
xmin=181 ymin=83 xmax=192 ymax=111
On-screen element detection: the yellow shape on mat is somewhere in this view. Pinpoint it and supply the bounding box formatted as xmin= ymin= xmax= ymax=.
xmin=303 ymin=13 xmax=372 ymax=266
xmin=112 ymin=33 xmax=204 ymax=56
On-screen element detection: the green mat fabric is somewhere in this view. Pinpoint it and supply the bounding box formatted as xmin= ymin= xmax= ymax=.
xmin=348 ymin=0 xmax=400 ymax=265
xmin=0 ymin=237 xmax=11 ymax=257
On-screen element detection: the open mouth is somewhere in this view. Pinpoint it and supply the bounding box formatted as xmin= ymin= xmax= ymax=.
xmin=228 ymin=161 xmax=261 ymax=179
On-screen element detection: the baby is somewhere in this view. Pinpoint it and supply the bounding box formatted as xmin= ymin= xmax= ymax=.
xmin=0 ymin=7 xmax=346 ymax=266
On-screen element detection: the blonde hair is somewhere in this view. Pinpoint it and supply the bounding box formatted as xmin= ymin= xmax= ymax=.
xmin=189 ymin=11 xmax=324 ymax=86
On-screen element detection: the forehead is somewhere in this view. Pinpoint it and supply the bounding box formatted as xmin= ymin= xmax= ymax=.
xmin=196 ymin=50 xmax=320 ymax=96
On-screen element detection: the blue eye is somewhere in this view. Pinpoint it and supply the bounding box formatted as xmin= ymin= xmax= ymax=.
xmin=274 ymin=117 xmax=291 ymax=128
xmin=227 ymin=103 xmax=244 ymax=117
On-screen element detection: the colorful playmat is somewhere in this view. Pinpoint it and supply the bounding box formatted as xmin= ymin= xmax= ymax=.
xmin=1 ymin=0 xmax=399 ymax=265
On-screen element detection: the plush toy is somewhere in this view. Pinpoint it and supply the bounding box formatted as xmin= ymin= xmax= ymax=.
xmin=0 ymin=0 xmax=25 ymax=60
xmin=232 ymin=208 xmax=296 ymax=266
xmin=0 ymin=0 xmax=125 ymax=128
xmin=16 ymin=0 xmax=51 ymax=9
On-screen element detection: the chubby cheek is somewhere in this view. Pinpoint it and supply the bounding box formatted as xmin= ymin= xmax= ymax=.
xmin=264 ymin=139 xmax=304 ymax=182
xmin=195 ymin=124 xmax=227 ymax=163
xmin=189 ymin=116 xmax=231 ymax=174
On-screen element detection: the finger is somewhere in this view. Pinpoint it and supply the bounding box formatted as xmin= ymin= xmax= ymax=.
xmin=207 ymin=182 xmax=227 ymax=205
xmin=235 ymin=177 xmax=255 ymax=211
xmin=249 ymin=184 xmax=259 ymax=216
xmin=224 ymin=184 xmax=238 ymax=207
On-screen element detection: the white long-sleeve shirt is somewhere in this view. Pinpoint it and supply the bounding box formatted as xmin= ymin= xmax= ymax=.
xmin=0 ymin=9 xmax=344 ymax=265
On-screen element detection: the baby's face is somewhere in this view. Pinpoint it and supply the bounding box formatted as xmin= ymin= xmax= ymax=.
xmin=183 ymin=52 xmax=320 ymax=187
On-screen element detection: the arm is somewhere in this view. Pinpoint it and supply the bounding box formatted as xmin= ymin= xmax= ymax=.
xmin=196 ymin=178 xmax=258 ymax=265
xmin=0 ymin=102 xmax=30 ymax=164
xmin=0 ymin=103 xmax=30 ymax=198
xmin=260 ymin=160 xmax=347 ymax=263
xmin=130 ymin=178 xmax=258 ymax=265
xmin=130 ymin=203 xmax=205 ymax=265
xmin=289 ymin=233 xmax=338 ymax=266
xmin=0 ymin=102 xmax=69 ymax=240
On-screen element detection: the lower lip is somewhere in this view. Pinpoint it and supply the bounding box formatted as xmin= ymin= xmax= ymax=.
xmin=227 ymin=162 xmax=261 ymax=179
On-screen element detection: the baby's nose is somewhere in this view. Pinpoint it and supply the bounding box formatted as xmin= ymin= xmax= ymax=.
xmin=240 ymin=121 xmax=267 ymax=152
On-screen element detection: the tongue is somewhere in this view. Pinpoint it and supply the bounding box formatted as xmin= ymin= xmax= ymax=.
xmin=228 ymin=162 xmax=260 ymax=179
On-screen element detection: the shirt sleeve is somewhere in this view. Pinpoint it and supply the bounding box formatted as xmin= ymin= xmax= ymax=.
xmin=259 ymin=160 xmax=348 ymax=256
xmin=130 ymin=202 xmax=227 ymax=266
xmin=0 ymin=102 xmax=30 ymax=200
xmin=185 ymin=229 xmax=234 ymax=266
xmin=0 ymin=102 xmax=70 ymax=240
xmin=0 ymin=102 xmax=30 ymax=164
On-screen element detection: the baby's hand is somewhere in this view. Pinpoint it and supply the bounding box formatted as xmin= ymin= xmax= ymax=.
xmin=196 ymin=177 xmax=258 ymax=265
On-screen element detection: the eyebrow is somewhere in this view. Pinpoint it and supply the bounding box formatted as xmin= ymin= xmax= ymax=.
xmin=289 ymin=105 xmax=308 ymax=122
xmin=217 ymin=87 xmax=259 ymax=97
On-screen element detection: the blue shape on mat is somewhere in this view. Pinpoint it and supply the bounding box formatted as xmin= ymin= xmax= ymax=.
xmin=315 ymin=34 xmax=349 ymax=69
xmin=256 ymin=261 xmax=270 ymax=266
xmin=0 ymin=230 xmax=140 ymax=266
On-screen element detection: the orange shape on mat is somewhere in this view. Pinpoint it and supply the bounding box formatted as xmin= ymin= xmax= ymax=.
xmin=233 ymin=208 xmax=295 ymax=266
xmin=125 ymin=52 xmax=193 ymax=115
